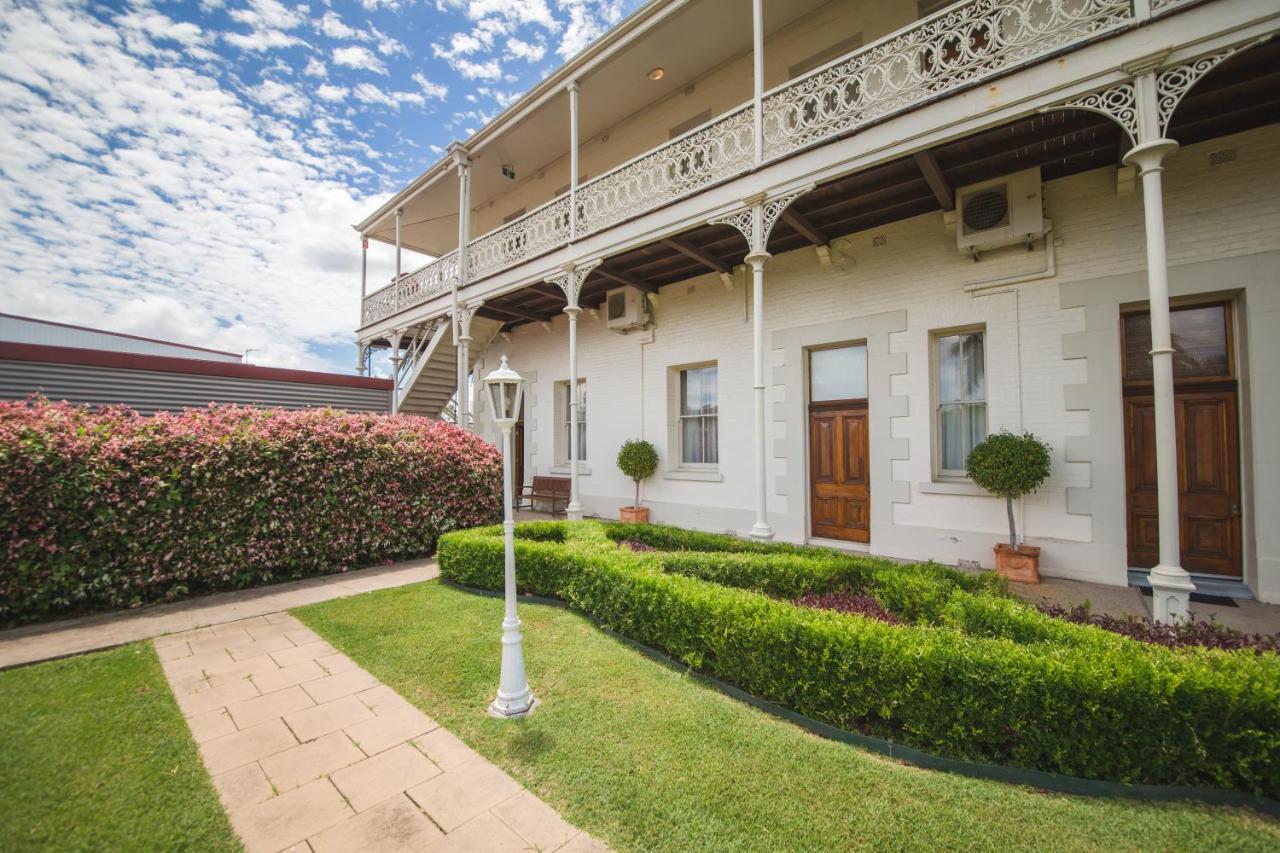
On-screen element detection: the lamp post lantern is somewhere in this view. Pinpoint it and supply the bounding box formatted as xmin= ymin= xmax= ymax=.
xmin=483 ymin=356 xmax=534 ymax=717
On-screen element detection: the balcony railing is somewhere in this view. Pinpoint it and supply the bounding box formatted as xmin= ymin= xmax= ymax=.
xmin=361 ymin=250 xmax=458 ymax=327
xmin=469 ymin=195 xmax=572 ymax=282
xmin=363 ymin=0 xmax=1138 ymax=328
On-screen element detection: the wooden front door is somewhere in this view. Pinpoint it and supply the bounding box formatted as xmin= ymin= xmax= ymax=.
xmin=1122 ymin=302 xmax=1242 ymax=577
xmin=807 ymin=344 xmax=870 ymax=543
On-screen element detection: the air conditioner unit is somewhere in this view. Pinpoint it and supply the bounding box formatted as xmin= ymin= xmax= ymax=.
xmin=955 ymin=167 xmax=1045 ymax=258
xmin=605 ymin=285 xmax=651 ymax=332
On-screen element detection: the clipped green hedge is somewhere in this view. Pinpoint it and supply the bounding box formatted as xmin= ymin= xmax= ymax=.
xmin=439 ymin=521 xmax=1280 ymax=797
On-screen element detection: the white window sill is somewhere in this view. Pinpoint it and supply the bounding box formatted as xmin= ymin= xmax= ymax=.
xmin=550 ymin=464 xmax=591 ymax=476
xmin=917 ymin=479 xmax=989 ymax=497
xmin=662 ymin=468 xmax=723 ymax=482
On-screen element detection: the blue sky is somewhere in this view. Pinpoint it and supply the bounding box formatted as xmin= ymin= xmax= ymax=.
xmin=0 ymin=0 xmax=640 ymax=372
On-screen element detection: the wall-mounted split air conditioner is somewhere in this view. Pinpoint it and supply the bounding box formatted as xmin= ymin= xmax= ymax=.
xmin=605 ymin=285 xmax=651 ymax=332
xmin=955 ymin=167 xmax=1046 ymax=259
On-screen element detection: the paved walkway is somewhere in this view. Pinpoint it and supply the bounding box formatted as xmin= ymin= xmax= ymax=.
xmin=158 ymin=612 xmax=605 ymax=853
xmin=0 ymin=561 xmax=436 ymax=670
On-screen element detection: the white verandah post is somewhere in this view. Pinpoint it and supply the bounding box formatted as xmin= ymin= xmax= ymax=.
xmin=568 ymin=81 xmax=580 ymax=242
xmin=751 ymin=0 xmax=764 ymax=167
xmin=1126 ymin=70 xmax=1194 ymax=622
xmin=451 ymin=144 xmax=472 ymax=429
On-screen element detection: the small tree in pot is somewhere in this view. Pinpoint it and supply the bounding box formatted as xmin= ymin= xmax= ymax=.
xmin=616 ymin=439 xmax=658 ymax=523
xmin=966 ymin=429 xmax=1052 ymax=583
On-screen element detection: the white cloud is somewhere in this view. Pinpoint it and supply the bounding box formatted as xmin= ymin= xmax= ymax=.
xmin=249 ymin=78 xmax=311 ymax=116
xmin=316 ymin=83 xmax=349 ymax=101
xmin=316 ymin=10 xmax=365 ymax=40
xmin=411 ymin=71 xmax=448 ymax=101
xmin=468 ymin=0 xmax=557 ymax=31
xmin=116 ymin=10 xmax=205 ymax=47
xmin=556 ymin=0 xmax=627 ymax=58
xmin=223 ymin=27 xmax=305 ymax=51
xmin=332 ymin=44 xmax=388 ymax=75
xmin=229 ymin=0 xmax=308 ymax=31
xmin=223 ymin=0 xmax=309 ymax=52
xmin=303 ymin=56 xmax=327 ymax=77
xmin=0 ymin=0 xmax=429 ymax=371
xmin=505 ymin=36 xmax=544 ymax=62
xmin=371 ymin=26 xmax=408 ymax=57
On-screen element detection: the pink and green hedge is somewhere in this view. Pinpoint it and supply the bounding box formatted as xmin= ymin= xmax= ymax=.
xmin=0 ymin=398 xmax=502 ymax=626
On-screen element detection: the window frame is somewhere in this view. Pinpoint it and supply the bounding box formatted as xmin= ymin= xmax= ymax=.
xmin=554 ymin=378 xmax=587 ymax=465
xmin=930 ymin=326 xmax=988 ymax=480
xmin=1119 ymin=299 xmax=1235 ymax=389
xmin=667 ymin=361 xmax=719 ymax=472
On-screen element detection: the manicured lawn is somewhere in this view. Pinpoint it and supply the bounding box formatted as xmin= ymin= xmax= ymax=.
xmin=296 ymin=581 xmax=1280 ymax=852
xmin=0 ymin=644 xmax=239 ymax=852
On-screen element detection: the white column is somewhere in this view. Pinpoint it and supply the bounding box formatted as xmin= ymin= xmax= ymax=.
xmin=357 ymin=237 xmax=368 ymax=376
xmin=452 ymin=145 xmax=471 ymax=428
xmin=393 ymin=210 xmax=402 ymax=314
xmin=457 ymin=306 xmax=475 ymax=431
xmin=565 ymin=298 xmax=583 ymax=520
xmin=568 ymin=81 xmax=580 ymax=242
xmin=490 ymin=420 xmax=534 ymax=717
xmin=1125 ymin=72 xmax=1193 ymax=623
xmin=360 ymin=236 xmax=368 ymax=301
xmin=746 ymin=243 xmax=773 ymax=541
xmin=751 ymin=0 xmax=764 ymax=166
xmin=386 ymin=328 xmax=404 ymax=415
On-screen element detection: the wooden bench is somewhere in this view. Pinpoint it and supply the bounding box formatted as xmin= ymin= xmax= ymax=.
xmin=517 ymin=475 xmax=571 ymax=515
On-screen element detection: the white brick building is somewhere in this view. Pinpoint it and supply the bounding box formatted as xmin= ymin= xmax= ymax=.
xmin=352 ymin=0 xmax=1280 ymax=606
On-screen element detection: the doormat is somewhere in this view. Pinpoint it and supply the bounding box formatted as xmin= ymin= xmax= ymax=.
xmin=1138 ymin=587 xmax=1238 ymax=607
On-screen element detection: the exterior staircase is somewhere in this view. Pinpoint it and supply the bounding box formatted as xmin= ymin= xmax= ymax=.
xmin=395 ymin=316 xmax=503 ymax=419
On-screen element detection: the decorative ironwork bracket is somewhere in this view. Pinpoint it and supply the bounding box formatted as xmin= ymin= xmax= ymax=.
xmin=545 ymin=259 xmax=602 ymax=310
xmin=710 ymin=188 xmax=811 ymax=256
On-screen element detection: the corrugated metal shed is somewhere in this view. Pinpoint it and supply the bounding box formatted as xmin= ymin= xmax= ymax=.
xmin=0 ymin=313 xmax=243 ymax=362
xmin=0 ymin=343 xmax=392 ymax=415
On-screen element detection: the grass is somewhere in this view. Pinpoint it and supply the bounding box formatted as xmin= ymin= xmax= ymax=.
xmin=0 ymin=644 xmax=239 ymax=852
xmin=296 ymin=581 xmax=1280 ymax=852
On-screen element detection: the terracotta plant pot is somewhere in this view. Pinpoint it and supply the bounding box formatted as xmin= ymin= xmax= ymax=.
xmin=619 ymin=505 xmax=650 ymax=523
xmin=994 ymin=543 xmax=1041 ymax=584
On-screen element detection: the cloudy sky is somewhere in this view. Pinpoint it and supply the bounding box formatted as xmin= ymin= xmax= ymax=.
xmin=0 ymin=0 xmax=639 ymax=372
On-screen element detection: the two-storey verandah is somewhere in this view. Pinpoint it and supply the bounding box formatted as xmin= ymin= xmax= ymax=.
xmin=353 ymin=0 xmax=1280 ymax=614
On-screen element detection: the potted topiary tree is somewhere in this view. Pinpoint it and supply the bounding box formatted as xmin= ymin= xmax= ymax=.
xmin=966 ymin=429 xmax=1053 ymax=583
xmin=616 ymin=439 xmax=658 ymax=523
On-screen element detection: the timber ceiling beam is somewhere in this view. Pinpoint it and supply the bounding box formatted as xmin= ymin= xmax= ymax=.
xmin=661 ymin=236 xmax=731 ymax=274
xmin=913 ymin=149 xmax=954 ymax=211
xmin=596 ymin=266 xmax=658 ymax=293
xmin=483 ymin=303 xmax=552 ymax=323
xmin=780 ymin=208 xmax=829 ymax=247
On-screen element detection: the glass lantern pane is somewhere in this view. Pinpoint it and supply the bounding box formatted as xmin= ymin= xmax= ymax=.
xmin=809 ymin=345 xmax=867 ymax=402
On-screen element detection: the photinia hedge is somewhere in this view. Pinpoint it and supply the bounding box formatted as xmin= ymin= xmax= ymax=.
xmin=0 ymin=397 xmax=502 ymax=626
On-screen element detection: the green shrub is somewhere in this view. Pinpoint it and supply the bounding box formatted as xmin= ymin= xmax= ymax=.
xmin=616 ymin=439 xmax=659 ymax=509
xmin=439 ymin=521 xmax=1280 ymax=796
xmin=966 ymin=430 xmax=1053 ymax=547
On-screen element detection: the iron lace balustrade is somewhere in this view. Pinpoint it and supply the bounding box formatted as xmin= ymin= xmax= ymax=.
xmin=468 ymin=195 xmax=572 ymax=282
xmin=362 ymin=251 xmax=459 ymax=327
xmin=574 ymin=105 xmax=754 ymax=238
xmin=762 ymin=0 xmax=1133 ymax=161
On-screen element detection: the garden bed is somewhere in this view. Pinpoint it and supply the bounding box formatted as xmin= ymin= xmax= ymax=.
xmin=438 ymin=521 xmax=1280 ymax=798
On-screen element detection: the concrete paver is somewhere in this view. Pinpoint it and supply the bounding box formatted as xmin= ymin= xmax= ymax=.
xmin=155 ymin=610 xmax=606 ymax=852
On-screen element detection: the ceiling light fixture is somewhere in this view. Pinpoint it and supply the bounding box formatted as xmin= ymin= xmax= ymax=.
xmin=648 ymin=67 xmax=665 ymax=81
